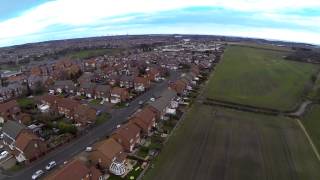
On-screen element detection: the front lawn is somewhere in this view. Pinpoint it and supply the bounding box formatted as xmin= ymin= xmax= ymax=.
xmin=17 ymin=97 xmax=35 ymax=110
xmin=90 ymin=98 xmax=102 ymax=105
xmin=96 ymin=112 xmax=110 ymax=125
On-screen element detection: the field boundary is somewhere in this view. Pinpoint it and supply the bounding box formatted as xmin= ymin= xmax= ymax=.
xmin=228 ymin=44 xmax=293 ymax=53
xmin=296 ymin=119 xmax=320 ymax=162
xmin=203 ymin=98 xmax=310 ymax=118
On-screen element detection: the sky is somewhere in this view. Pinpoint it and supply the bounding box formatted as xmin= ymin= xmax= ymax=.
xmin=0 ymin=0 xmax=320 ymax=47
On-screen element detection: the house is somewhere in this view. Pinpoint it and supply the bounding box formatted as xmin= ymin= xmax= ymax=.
xmin=38 ymin=95 xmax=90 ymax=121
xmin=191 ymin=65 xmax=201 ymax=76
xmin=119 ymin=75 xmax=134 ymax=89
xmin=78 ymin=82 xmax=96 ymax=98
xmin=30 ymin=67 xmax=43 ymax=76
xmin=45 ymin=159 xmax=102 ymax=180
xmin=74 ymin=105 xmax=97 ymax=126
xmin=111 ymin=123 xmax=141 ymax=152
xmin=108 ymin=75 xmax=120 ymax=86
xmin=147 ymin=68 xmax=161 ymax=81
xmin=15 ymin=113 xmax=32 ymax=125
xmin=0 ymin=100 xmax=21 ymax=122
xmin=94 ymin=85 xmax=111 ymax=102
xmin=148 ymin=89 xmax=177 ymax=119
xmin=38 ymin=95 xmax=61 ymax=111
xmin=14 ymin=131 xmax=47 ymax=162
xmin=2 ymin=120 xmax=47 ymax=162
xmin=89 ymin=138 xmax=127 ymax=175
xmin=2 ymin=120 xmax=26 ymax=150
xmin=84 ymin=59 xmax=97 ymax=71
xmin=0 ymin=83 xmax=25 ymax=102
xmin=56 ymin=98 xmax=81 ymax=119
xmin=169 ymin=79 xmax=188 ymax=95
xmin=133 ymin=77 xmax=151 ymax=92
xmin=49 ymin=80 xmax=76 ymax=94
xmin=130 ymin=107 xmax=156 ymax=135
xmin=78 ymin=72 xmax=93 ymax=85
xmin=110 ymin=87 xmax=129 ymax=104
xmin=27 ymin=75 xmax=48 ymax=90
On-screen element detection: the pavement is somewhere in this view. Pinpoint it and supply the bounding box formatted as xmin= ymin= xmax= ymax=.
xmin=3 ymin=71 xmax=180 ymax=180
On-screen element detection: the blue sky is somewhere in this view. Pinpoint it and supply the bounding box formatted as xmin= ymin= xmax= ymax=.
xmin=0 ymin=0 xmax=320 ymax=47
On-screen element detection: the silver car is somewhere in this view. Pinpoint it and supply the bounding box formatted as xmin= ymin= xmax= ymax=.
xmin=45 ymin=161 xmax=56 ymax=170
xmin=32 ymin=170 xmax=44 ymax=179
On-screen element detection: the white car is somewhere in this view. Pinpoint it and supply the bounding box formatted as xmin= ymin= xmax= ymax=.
xmin=0 ymin=151 xmax=8 ymax=160
xmin=45 ymin=161 xmax=56 ymax=170
xmin=138 ymin=100 xmax=144 ymax=105
xmin=150 ymin=97 xmax=155 ymax=102
xmin=32 ymin=170 xmax=44 ymax=179
xmin=85 ymin=146 xmax=93 ymax=152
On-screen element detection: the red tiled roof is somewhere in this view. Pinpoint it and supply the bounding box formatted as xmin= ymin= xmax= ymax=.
xmin=15 ymin=131 xmax=39 ymax=151
xmin=113 ymin=123 xmax=141 ymax=142
xmin=46 ymin=160 xmax=90 ymax=180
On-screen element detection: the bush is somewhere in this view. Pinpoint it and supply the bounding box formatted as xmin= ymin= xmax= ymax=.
xmin=95 ymin=113 xmax=110 ymax=125
xmin=17 ymin=98 xmax=35 ymax=110
xmin=58 ymin=122 xmax=77 ymax=135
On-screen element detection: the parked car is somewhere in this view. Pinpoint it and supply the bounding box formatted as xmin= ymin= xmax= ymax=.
xmin=96 ymin=110 xmax=102 ymax=116
xmin=0 ymin=151 xmax=8 ymax=160
xmin=85 ymin=146 xmax=93 ymax=152
xmin=138 ymin=100 xmax=144 ymax=105
xmin=45 ymin=161 xmax=56 ymax=170
xmin=32 ymin=170 xmax=44 ymax=179
xmin=150 ymin=97 xmax=155 ymax=102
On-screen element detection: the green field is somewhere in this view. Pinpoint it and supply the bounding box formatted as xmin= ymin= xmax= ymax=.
xmin=302 ymin=105 xmax=320 ymax=152
xmin=67 ymin=48 xmax=123 ymax=59
xmin=144 ymin=104 xmax=320 ymax=180
xmin=206 ymin=45 xmax=319 ymax=111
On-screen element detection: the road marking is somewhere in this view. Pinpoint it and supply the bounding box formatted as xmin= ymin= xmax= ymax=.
xmin=296 ymin=118 xmax=320 ymax=162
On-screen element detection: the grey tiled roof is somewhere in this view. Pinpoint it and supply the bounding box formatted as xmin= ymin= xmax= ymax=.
xmin=149 ymin=89 xmax=176 ymax=112
xmin=2 ymin=120 xmax=25 ymax=139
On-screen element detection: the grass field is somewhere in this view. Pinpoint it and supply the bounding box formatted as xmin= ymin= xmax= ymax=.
xmin=67 ymin=48 xmax=123 ymax=59
xmin=206 ymin=45 xmax=319 ymax=111
xmin=302 ymin=105 xmax=320 ymax=153
xmin=227 ymin=42 xmax=294 ymax=52
xmin=307 ymin=73 xmax=320 ymax=101
xmin=144 ymin=104 xmax=320 ymax=180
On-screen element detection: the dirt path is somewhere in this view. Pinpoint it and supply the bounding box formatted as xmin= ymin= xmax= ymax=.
xmin=296 ymin=119 xmax=320 ymax=162
xmin=288 ymin=100 xmax=312 ymax=116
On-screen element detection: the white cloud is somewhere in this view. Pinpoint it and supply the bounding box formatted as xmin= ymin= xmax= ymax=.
xmin=0 ymin=0 xmax=320 ymax=46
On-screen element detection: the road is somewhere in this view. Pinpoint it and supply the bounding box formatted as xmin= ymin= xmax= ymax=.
xmin=3 ymin=71 xmax=180 ymax=180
